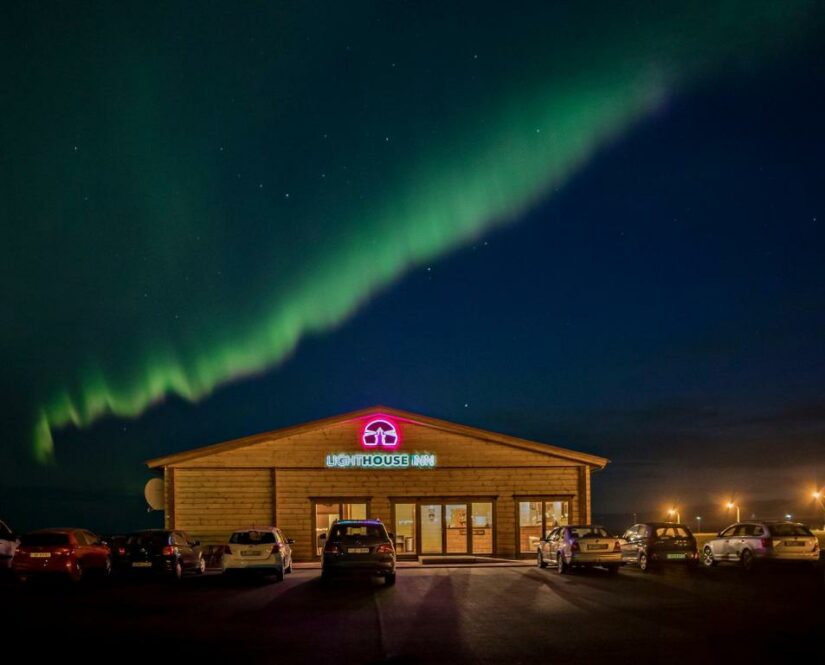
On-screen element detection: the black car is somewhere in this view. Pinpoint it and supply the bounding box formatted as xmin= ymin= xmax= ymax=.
xmin=620 ymin=523 xmax=698 ymax=571
xmin=321 ymin=519 xmax=396 ymax=585
xmin=117 ymin=529 xmax=205 ymax=579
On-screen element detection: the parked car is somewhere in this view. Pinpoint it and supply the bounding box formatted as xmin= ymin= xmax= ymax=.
xmin=0 ymin=520 xmax=19 ymax=570
xmin=222 ymin=527 xmax=294 ymax=581
xmin=118 ymin=529 xmax=205 ymax=579
xmin=620 ymin=523 xmax=699 ymax=571
xmin=321 ymin=519 xmax=396 ymax=585
xmin=537 ymin=524 xmax=622 ymax=574
xmin=702 ymin=521 xmax=820 ymax=571
xmin=13 ymin=528 xmax=111 ymax=582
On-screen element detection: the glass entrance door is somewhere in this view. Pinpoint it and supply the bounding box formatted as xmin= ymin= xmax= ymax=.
xmin=445 ymin=504 xmax=468 ymax=553
xmin=394 ymin=503 xmax=416 ymax=554
xmin=420 ymin=504 xmax=443 ymax=554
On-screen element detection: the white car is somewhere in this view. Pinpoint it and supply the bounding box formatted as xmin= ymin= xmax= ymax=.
xmin=702 ymin=521 xmax=820 ymax=571
xmin=0 ymin=520 xmax=19 ymax=569
xmin=222 ymin=527 xmax=294 ymax=581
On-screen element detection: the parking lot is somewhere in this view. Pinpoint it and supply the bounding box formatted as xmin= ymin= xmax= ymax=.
xmin=2 ymin=563 xmax=823 ymax=664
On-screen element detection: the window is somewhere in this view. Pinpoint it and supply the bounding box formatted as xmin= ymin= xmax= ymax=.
xmin=472 ymin=503 xmax=493 ymax=554
xmin=230 ymin=531 xmax=276 ymax=544
xmin=623 ymin=526 xmax=637 ymax=540
xmin=420 ymin=505 xmax=443 ymax=554
xmin=394 ymin=503 xmax=416 ymax=553
xmin=445 ymin=504 xmax=468 ymax=553
xmin=314 ymin=501 xmax=369 ymax=555
xmin=519 ymin=500 xmax=569 ymax=553
xmin=74 ymin=531 xmax=88 ymax=546
xmin=721 ymin=526 xmax=737 ymax=537
xmin=568 ymin=526 xmax=609 ymax=539
xmin=654 ymin=526 xmax=690 ymax=538
xmin=330 ymin=524 xmax=387 ymax=539
xmin=770 ymin=524 xmax=813 ymax=537
xmin=21 ymin=533 xmax=69 ymax=547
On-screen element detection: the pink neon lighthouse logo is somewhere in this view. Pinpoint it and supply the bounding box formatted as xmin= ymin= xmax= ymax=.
xmin=361 ymin=418 xmax=400 ymax=449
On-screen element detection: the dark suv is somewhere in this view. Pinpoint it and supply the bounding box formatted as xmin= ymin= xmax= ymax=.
xmin=620 ymin=523 xmax=698 ymax=571
xmin=118 ymin=529 xmax=205 ymax=579
xmin=320 ymin=519 xmax=396 ymax=585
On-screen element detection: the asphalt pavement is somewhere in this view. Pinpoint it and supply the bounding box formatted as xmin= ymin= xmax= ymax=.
xmin=2 ymin=563 xmax=822 ymax=664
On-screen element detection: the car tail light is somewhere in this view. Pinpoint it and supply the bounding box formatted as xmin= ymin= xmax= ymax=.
xmin=813 ymin=541 xmax=820 ymax=552
xmin=613 ymin=541 xmax=621 ymax=552
xmin=162 ymin=546 xmax=174 ymax=556
xmin=376 ymin=543 xmax=394 ymax=554
xmin=760 ymin=538 xmax=773 ymax=549
xmin=53 ymin=547 xmax=73 ymax=557
xmin=117 ymin=547 xmax=126 ymax=556
xmin=571 ymin=540 xmax=579 ymax=552
xmin=324 ymin=541 xmax=340 ymax=554
xmin=223 ymin=545 xmax=232 ymax=555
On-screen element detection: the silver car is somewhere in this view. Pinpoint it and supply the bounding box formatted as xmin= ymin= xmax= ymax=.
xmin=538 ymin=524 xmax=623 ymax=574
xmin=702 ymin=521 xmax=820 ymax=571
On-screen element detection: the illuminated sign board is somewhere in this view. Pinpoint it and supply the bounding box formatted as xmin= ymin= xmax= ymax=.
xmin=361 ymin=418 xmax=399 ymax=449
xmin=325 ymin=453 xmax=437 ymax=469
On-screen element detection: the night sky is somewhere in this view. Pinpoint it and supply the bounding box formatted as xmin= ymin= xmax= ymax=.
xmin=2 ymin=2 xmax=824 ymax=533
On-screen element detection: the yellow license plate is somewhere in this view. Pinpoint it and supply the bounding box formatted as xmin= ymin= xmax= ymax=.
xmin=30 ymin=552 xmax=51 ymax=558
xmin=132 ymin=561 xmax=152 ymax=568
xmin=348 ymin=548 xmax=370 ymax=554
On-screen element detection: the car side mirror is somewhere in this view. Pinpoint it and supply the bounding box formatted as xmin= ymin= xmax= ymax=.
xmin=287 ymin=538 xmax=295 ymax=545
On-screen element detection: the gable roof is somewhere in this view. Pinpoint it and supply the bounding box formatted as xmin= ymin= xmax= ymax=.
xmin=145 ymin=405 xmax=609 ymax=469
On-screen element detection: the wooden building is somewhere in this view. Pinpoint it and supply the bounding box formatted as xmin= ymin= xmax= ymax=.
xmin=145 ymin=406 xmax=608 ymax=560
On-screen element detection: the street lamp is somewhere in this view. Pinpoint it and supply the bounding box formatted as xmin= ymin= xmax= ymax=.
xmin=813 ymin=491 xmax=825 ymax=530
xmin=668 ymin=507 xmax=680 ymax=524
xmin=726 ymin=502 xmax=740 ymax=522
xmin=696 ymin=516 xmax=702 ymax=532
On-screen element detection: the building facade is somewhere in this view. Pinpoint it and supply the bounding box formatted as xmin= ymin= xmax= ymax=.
xmin=145 ymin=406 xmax=608 ymax=560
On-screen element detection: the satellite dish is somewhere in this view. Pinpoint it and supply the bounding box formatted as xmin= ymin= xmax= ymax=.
xmin=144 ymin=478 xmax=164 ymax=511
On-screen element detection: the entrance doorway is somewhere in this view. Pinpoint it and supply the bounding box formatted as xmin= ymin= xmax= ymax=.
xmin=410 ymin=501 xmax=495 ymax=555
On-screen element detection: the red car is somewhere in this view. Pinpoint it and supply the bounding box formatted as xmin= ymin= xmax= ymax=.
xmin=13 ymin=528 xmax=112 ymax=582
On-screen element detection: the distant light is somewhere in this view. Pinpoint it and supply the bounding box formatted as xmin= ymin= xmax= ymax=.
xmin=814 ymin=491 xmax=822 ymax=500
xmin=726 ymin=502 xmax=735 ymax=509
xmin=785 ymin=514 xmax=792 ymax=520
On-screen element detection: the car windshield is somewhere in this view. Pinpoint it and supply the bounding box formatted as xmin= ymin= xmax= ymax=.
xmin=569 ymin=527 xmax=609 ymax=539
xmin=21 ymin=533 xmax=70 ymax=546
xmin=230 ymin=531 xmax=276 ymax=544
xmin=770 ymin=524 xmax=813 ymax=537
xmin=655 ymin=526 xmax=690 ymax=538
xmin=330 ymin=524 xmax=386 ymax=539
xmin=127 ymin=533 xmax=170 ymax=547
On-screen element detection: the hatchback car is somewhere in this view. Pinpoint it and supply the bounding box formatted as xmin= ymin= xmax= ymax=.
xmin=702 ymin=521 xmax=820 ymax=571
xmin=620 ymin=523 xmax=698 ymax=571
xmin=0 ymin=520 xmax=19 ymax=570
xmin=538 ymin=524 xmax=622 ymax=574
xmin=13 ymin=528 xmax=111 ymax=582
xmin=222 ymin=527 xmax=294 ymax=581
xmin=321 ymin=519 xmax=396 ymax=584
xmin=118 ymin=529 xmax=205 ymax=579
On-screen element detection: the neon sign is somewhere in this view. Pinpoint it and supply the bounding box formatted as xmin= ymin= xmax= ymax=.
xmin=361 ymin=418 xmax=399 ymax=449
xmin=325 ymin=453 xmax=437 ymax=469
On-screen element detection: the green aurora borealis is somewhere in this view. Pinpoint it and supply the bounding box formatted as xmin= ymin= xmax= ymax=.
xmin=1 ymin=2 xmax=817 ymax=461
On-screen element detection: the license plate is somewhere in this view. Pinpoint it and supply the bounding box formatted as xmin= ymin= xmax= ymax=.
xmin=240 ymin=550 xmax=260 ymax=556
xmin=30 ymin=552 xmax=51 ymax=558
xmin=348 ymin=547 xmax=370 ymax=554
xmin=132 ymin=561 xmax=152 ymax=568
xmin=588 ymin=544 xmax=608 ymax=550
xmin=667 ymin=553 xmax=687 ymax=559
xmin=785 ymin=541 xmax=805 ymax=547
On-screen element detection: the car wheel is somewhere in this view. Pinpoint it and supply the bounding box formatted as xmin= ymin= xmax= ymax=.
xmin=639 ymin=552 xmax=649 ymax=572
xmin=275 ymin=567 xmax=285 ymax=582
xmin=537 ymin=550 xmax=547 ymax=568
xmin=70 ymin=561 xmax=84 ymax=583
xmin=557 ymin=553 xmax=569 ymax=574
xmin=286 ymin=559 xmax=293 ymax=574
xmin=102 ymin=557 xmax=112 ymax=578
xmin=740 ymin=549 xmax=755 ymax=572
xmin=702 ymin=547 xmax=717 ymax=567
xmin=320 ymin=569 xmax=332 ymax=584
xmin=385 ymin=572 xmax=396 ymax=586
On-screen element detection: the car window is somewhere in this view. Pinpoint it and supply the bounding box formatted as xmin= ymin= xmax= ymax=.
xmin=568 ymin=527 xmax=609 ymax=539
xmin=638 ymin=526 xmax=648 ymax=538
xmin=735 ymin=525 xmax=754 ymax=537
xmin=770 ymin=524 xmax=813 ymax=537
xmin=720 ymin=526 xmax=737 ymax=537
xmin=85 ymin=531 xmax=99 ymax=544
xmin=128 ymin=532 xmax=170 ymax=547
xmin=655 ymin=526 xmax=690 ymax=538
xmin=753 ymin=525 xmax=764 ymax=537
xmin=230 ymin=530 xmax=276 ymax=544
xmin=623 ymin=527 xmax=637 ymax=539
xmin=330 ymin=524 xmax=387 ymax=539
xmin=21 ymin=533 xmax=70 ymax=547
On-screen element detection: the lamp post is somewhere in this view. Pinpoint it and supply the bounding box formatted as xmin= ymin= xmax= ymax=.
xmin=668 ymin=508 xmax=680 ymax=524
xmin=813 ymin=491 xmax=825 ymax=530
xmin=726 ymin=502 xmax=740 ymax=522
xmin=696 ymin=516 xmax=702 ymax=532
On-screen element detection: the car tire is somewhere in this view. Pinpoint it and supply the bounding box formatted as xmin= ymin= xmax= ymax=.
xmin=70 ymin=561 xmax=84 ymax=583
xmin=740 ymin=549 xmax=755 ymax=572
xmin=320 ymin=569 xmax=332 ymax=584
xmin=557 ymin=553 xmax=569 ymax=574
xmin=702 ymin=547 xmax=717 ymax=567
xmin=274 ymin=567 xmax=285 ymax=582
xmin=385 ymin=572 xmax=396 ymax=586
xmin=286 ymin=560 xmax=293 ymax=574
xmin=639 ymin=552 xmax=649 ymax=572
xmin=102 ymin=557 xmax=112 ymax=578
xmin=537 ymin=550 xmax=547 ymax=568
